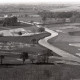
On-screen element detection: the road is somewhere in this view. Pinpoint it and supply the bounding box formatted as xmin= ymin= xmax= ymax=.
xmin=17 ymin=21 xmax=80 ymax=64
xmin=38 ymin=27 xmax=80 ymax=63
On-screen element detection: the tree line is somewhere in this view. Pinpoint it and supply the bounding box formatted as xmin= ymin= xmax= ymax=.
xmin=38 ymin=10 xmax=80 ymax=18
xmin=38 ymin=10 xmax=73 ymax=18
xmin=3 ymin=16 xmax=18 ymax=26
xmin=38 ymin=10 xmax=80 ymax=24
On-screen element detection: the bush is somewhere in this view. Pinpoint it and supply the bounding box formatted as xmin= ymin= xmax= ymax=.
xmin=38 ymin=27 xmax=45 ymax=32
xmin=20 ymin=52 xmax=29 ymax=64
xmin=0 ymin=55 xmax=5 ymax=64
xmin=69 ymin=32 xmax=74 ymax=36
xmin=18 ymin=31 xmax=22 ymax=35
xmin=0 ymin=33 xmax=4 ymax=37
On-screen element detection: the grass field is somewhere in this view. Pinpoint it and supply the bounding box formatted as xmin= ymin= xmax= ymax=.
xmin=0 ymin=64 xmax=80 ymax=80
xmin=48 ymin=24 xmax=80 ymax=57
xmin=0 ymin=32 xmax=50 ymax=56
xmin=1 ymin=4 xmax=80 ymax=80
xmin=0 ymin=5 xmax=80 ymax=80
xmin=4 ymin=24 xmax=32 ymax=29
xmin=18 ymin=17 xmax=42 ymax=22
xmin=0 ymin=32 xmax=50 ymax=43
xmin=49 ymin=42 xmax=80 ymax=56
xmin=69 ymin=31 xmax=80 ymax=36
xmin=0 ymin=30 xmax=51 ymax=64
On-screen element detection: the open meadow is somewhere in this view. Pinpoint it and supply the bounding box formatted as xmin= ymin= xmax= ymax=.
xmin=0 ymin=4 xmax=80 ymax=80
xmin=0 ymin=64 xmax=80 ymax=80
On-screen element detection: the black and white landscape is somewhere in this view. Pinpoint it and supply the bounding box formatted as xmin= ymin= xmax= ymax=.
xmin=0 ymin=1 xmax=80 ymax=80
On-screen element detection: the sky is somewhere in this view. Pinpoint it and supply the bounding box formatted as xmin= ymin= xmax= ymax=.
xmin=0 ymin=0 xmax=80 ymax=4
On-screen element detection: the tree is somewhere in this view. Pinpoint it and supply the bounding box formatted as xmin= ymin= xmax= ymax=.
xmin=30 ymin=20 xmax=34 ymax=23
xmin=11 ymin=16 xmax=17 ymax=26
xmin=53 ymin=12 xmax=73 ymax=18
xmin=18 ymin=31 xmax=22 ymax=35
xmin=31 ymin=38 xmax=37 ymax=45
xmin=42 ymin=49 xmax=53 ymax=63
xmin=38 ymin=10 xmax=47 ymax=24
xmin=3 ymin=16 xmax=18 ymax=26
xmin=37 ymin=49 xmax=53 ymax=63
xmin=0 ymin=33 xmax=4 ymax=37
xmin=20 ymin=52 xmax=29 ymax=64
xmin=25 ymin=14 xmax=28 ymax=17
xmin=42 ymin=16 xmax=47 ymax=24
xmin=29 ymin=55 xmax=36 ymax=63
xmin=0 ymin=55 xmax=4 ymax=64
xmin=38 ymin=27 xmax=45 ymax=32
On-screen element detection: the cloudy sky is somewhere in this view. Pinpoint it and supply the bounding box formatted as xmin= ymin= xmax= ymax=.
xmin=0 ymin=0 xmax=80 ymax=4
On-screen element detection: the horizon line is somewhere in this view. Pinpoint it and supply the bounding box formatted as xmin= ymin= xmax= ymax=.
xmin=0 ymin=2 xmax=79 ymax=5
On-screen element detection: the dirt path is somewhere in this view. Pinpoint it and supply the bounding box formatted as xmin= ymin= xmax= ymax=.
xmin=38 ymin=27 xmax=80 ymax=63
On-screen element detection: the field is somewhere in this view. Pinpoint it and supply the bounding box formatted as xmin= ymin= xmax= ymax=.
xmin=48 ymin=23 xmax=80 ymax=57
xmin=0 ymin=24 xmax=52 ymax=64
xmin=0 ymin=32 xmax=50 ymax=43
xmin=0 ymin=64 xmax=80 ymax=80
xmin=18 ymin=17 xmax=42 ymax=22
xmin=0 ymin=31 xmax=50 ymax=59
xmin=0 ymin=19 xmax=51 ymax=64
xmin=0 ymin=4 xmax=80 ymax=80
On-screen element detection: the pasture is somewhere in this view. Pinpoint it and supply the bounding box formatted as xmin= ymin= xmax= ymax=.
xmin=0 ymin=64 xmax=80 ymax=80
xmin=0 ymin=4 xmax=80 ymax=80
xmin=48 ymin=24 xmax=80 ymax=57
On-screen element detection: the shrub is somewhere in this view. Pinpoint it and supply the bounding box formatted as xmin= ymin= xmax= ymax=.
xmin=20 ymin=52 xmax=29 ymax=64
xmin=38 ymin=27 xmax=45 ymax=32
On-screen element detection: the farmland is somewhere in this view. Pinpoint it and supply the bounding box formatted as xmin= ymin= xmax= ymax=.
xmin=0 ymin=3 xmax=80 ymax=80
xmin=48 ymin=23 xmax=80 ymax=58
xmin=0 ymin=64 xmax=80 ymax=80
